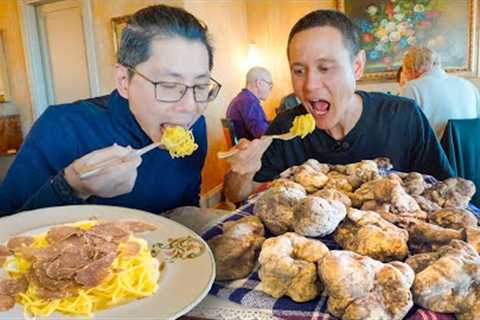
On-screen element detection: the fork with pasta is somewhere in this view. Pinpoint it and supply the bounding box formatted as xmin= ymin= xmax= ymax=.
xmin=78 ymin=125 xmax=198 ymax=180
xmin=217 ymin=113 xmax=316 ymax=159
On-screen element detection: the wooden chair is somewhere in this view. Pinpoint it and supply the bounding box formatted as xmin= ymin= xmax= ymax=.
xmin=220 ymin=118 xmax=239 ymax=210
xmin=220 ymin=118 xmax=238 ymax=148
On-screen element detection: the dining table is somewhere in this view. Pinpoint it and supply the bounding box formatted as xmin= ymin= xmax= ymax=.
xmin=167 ymin=206 xmax=280 ymax=320
xmin=167 ymin=196 xmax=475 ymax=320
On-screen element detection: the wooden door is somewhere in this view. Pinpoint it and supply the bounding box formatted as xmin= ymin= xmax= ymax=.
xmin=38 ymin=0 xmax=91 ymax=104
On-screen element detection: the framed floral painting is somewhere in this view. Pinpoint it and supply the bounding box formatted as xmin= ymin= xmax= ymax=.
xmin=0 ymin=31 xmax=10 ymax=102
xmin=338 ymin=0 xmax=477 ymax=80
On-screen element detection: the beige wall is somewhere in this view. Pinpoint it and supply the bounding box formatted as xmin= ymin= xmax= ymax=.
xmin=91 ymin=0 xmax=184 ymax=94
xmin=245 ymin=0 xmax=337 ymax=119
xmin=0 ymin=0 xmax=32 ymax=180
xmin=0 ymin=0 xmax=32 ymax=132
xmin=184 ymin=0 xmax=249 ymax=193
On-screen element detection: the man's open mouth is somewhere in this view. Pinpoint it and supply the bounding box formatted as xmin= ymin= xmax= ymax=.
xmin=308 ymin=99 xmax=330 ymax=116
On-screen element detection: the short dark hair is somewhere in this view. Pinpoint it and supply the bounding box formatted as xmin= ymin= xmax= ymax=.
xmin=117 ymin=5 xmax=214 ymax=77
xmin=287 ymin=10 xmax=360 ymax=59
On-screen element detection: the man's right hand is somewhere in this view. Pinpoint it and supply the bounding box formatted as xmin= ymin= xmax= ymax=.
xmin=64 ymin=144 xmax=142 ymax=200
xmin=226 ymin=137 xmax=273 ymax=175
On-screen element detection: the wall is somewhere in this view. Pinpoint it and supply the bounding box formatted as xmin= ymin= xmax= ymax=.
xmin=0 ymin=0 xmax=32 ymax=180
xmin=90 ymin=0 xmax=480 ymax=104
xmin=245 ymin=0 xmax=337 ymax=119
xmin=91 ymin=0 xmax=184 ymax=94
xmin=184 ymin=0 xmax=249 ymax=194
xmin=245 ymin=0 xmax=480 ymax=111
xmin=0 ymin=0 xmax=32 ymax=133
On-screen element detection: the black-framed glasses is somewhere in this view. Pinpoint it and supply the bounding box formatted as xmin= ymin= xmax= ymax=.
xmin=127 ymin=66 xmax=222 ymax=103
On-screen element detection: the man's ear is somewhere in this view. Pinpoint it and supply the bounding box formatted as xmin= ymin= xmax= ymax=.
xmin=115 ymin=64 xmax=130 ymax=99
xmin=353 ymin=50 xmax=366 ymax=81
xmin=255 ymin=79 xmax=262 ymax=90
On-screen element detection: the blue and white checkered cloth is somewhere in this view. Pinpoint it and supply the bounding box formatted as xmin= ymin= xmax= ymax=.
xmin=202 ymin=195 xmax=480 ymax=320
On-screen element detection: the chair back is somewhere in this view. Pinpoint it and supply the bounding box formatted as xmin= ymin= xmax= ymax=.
xmin=441 ymin=118 xmax=480 ymax=206
xmin=221 ymin=118 xmax=238 ymax=148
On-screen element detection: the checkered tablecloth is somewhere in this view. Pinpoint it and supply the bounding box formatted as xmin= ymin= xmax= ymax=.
xmin=202 ymin=197 xmax=480 ymax=320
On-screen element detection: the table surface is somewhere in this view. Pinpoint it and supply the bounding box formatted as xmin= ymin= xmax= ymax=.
xmin=168 ymin=196 xmax=479 ymax=320
xmin=167 ymin=206 xmax=277 ymax=320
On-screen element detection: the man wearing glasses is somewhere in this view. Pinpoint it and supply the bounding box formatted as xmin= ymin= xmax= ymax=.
xmin=226 ymin=66 xmax=273 ymax=140
xmin=0 ymin=5 xmax=221 ymax=215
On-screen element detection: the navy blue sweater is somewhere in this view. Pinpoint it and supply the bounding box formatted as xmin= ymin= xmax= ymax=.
xmin=0 ymin=90 xmax=207 ymax=216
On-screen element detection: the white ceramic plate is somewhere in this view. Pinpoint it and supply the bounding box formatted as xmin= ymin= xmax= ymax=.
xmin=0 ymin=205 xmax=215 ymax=320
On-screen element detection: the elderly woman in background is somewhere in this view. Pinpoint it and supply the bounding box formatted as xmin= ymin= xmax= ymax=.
xmin=401 ymin=46 xmax=480 ymax=139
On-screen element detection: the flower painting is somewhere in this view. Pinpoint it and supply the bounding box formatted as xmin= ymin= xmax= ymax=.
xmin=339 ymin=0 xmax=476 ymax=80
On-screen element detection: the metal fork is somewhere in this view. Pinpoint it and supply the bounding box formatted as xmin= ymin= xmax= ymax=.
xmin=216 ymin=132 xmax=297 ymax=159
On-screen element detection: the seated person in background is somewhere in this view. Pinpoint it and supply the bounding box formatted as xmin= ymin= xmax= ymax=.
xmin=0 ymin=5 xmax=221 ymax=215
xmin=223 ymin=10 xmax=454 ymax=203
xmin=276 ymin=92 xmax=301 ymax=114
xmin=226 ymin=66 xmax=272 ymax=140
xmin=401 ymin=46 xmax=480 ymax=139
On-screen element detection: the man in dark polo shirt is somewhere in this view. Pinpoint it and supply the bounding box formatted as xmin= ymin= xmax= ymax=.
xmin=224 ymin=9 xmax=453 ymax=203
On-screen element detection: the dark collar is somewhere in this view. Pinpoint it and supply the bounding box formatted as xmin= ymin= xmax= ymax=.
xmin=242 ymin=88 xmax=260 ymax=103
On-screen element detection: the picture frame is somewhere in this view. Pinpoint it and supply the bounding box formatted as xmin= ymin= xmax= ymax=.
xmin=337 ymin=0 xmax=477 ymax=81
xmin=111 ymin=15 xmax=130 ymax=54
xmin=0 ymin=30 xmax=10 ymax=102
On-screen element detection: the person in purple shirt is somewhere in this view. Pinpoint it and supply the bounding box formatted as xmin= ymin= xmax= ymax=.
xmin=226 ymin=66 xmax=272 ymax=140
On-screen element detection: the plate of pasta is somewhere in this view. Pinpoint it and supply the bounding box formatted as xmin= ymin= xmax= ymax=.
xmin=0 ymin=205 xmax=215 ymax=319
